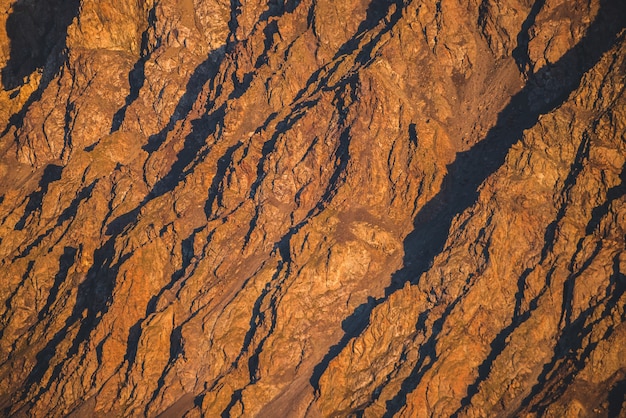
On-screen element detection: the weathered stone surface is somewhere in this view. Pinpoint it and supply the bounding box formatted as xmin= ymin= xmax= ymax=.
xmin=0 ymin=0 xmax=624 ymax=416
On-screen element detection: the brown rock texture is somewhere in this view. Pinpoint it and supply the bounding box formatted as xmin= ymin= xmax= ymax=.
xmin=0 ymin=0 xmax=625 ymax=416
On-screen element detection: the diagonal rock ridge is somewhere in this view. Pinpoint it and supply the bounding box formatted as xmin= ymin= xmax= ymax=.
xmin=0 ymin=0 xmax=625 ymax=416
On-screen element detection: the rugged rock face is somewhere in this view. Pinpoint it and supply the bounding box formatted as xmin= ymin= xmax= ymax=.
xmin=0 ymin=0 xmax=625 ymax=416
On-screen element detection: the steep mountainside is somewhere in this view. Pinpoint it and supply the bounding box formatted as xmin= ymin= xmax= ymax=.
xmin=0 ymin=0 xmax=625 ymax=416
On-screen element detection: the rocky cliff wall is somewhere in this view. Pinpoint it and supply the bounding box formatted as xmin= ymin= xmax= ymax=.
xmin=0 ymin=0 xmax=624 ymax=416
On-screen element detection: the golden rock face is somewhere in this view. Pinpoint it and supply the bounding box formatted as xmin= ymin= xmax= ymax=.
xmin=0 ymin=0 xmax=625 ymax=416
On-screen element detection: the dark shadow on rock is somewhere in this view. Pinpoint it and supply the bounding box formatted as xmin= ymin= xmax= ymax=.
xmin=221 ymin=388 xmax=244 ymax=418
xmin=586 ymin=164 xmax=626 ymax=235
xmin=516 ymin=254 xmax=626 ymax=416
xmin=106 ymin=106 xmax=225 ymax=234
xmin=259 ymin=0 xmax=303 ymax=22
xmin=217 ymin=264 xmax=285 ymax=418
xmin=148 ymin=105 xmax=226 ymax=199
xmin=94 ymin=58 xmax=230 ymax=391
xmin=217 ymin=77 xmax=355 ymax=398
xmin=0 ymin=0 xmax=80 ymax=140
xmin=289 ymin=0 xmax=402 ymax=107
xmin=253 ymin=1 xmax=299 ymax=68
xmin=265 ymin=77 xmax=354 ymax=264
xmin=227 ymin=0 xmax=242 ymax=44
xmin=229 ymin=70 xmax=254 ymax=99
xmin=331 ymin=0 xmax=398 ymax=62
xmin=37 ymin=246 xmax=77 ymax=321
xmin=452 ymin=125 xmax=596 ymax=415
xmin=15 ymin=182 xmax=114 ymax=406
xmin=110 ymin=5 xmax=159 ymax=133
xmin=20 ymin=234 xmax=131 ymax=408
xmin=0 ymin=260 xmax=34 ymax=344
xmin=106 ymin=48 xmax=227 ymax=238
xmin=608 ymin=375 xmax=626 ymax=418
xmin=15 ymin=181 xmax=96 ymax=260
xmin=204 ymin=141 xmax=243 ymax=219
xmin=310 ymin=297 xmax=376 ymax=391
xmin=143 ymin=50 xmax=223 ymax=153
xmin=307 ymin=0 xmax=626 ymax=409
xmin=382 ymin=302 xmax=457 ymax=417
xmin=1 ymin=0 xmax=79 ymax=90
xmin=145 ymin=325 xmax=185 ymax=412
xmin=391 ymin=0 xmax=625 ymax=413
xmin=14 ymin=163 xmax=63 ymax=231
xmin=510 ymin=0 xmax=546 ymax=75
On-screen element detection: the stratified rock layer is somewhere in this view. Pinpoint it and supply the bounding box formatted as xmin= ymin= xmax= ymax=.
xmin=0 ymin=0 xmax=624 ymax=416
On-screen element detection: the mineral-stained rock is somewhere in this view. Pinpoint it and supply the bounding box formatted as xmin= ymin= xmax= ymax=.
xmin=0 ymin=0 xmax=624 ymax=416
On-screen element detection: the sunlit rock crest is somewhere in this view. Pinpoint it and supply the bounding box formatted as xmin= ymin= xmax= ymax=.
xmin=0 ymin=0 xmax=625 ymax=416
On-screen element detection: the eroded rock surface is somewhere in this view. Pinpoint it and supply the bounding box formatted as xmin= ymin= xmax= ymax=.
xmin=0 ymin=0 xmax=624 ymax=416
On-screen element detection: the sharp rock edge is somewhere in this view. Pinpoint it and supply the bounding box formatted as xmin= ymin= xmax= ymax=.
xmin=0 ymin=0 xmax=625 ymax=417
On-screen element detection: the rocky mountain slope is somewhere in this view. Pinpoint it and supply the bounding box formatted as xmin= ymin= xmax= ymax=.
xmin=0 ymin=0 xmax=625 ymax=416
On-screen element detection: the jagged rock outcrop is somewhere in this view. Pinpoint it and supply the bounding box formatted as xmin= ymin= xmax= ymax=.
xmin=0 ymin=0 xmax=624 ymax=416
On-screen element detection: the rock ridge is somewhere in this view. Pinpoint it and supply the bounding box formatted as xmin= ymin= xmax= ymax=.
xmin=0 ymin=0 xmax=625 ymax=416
